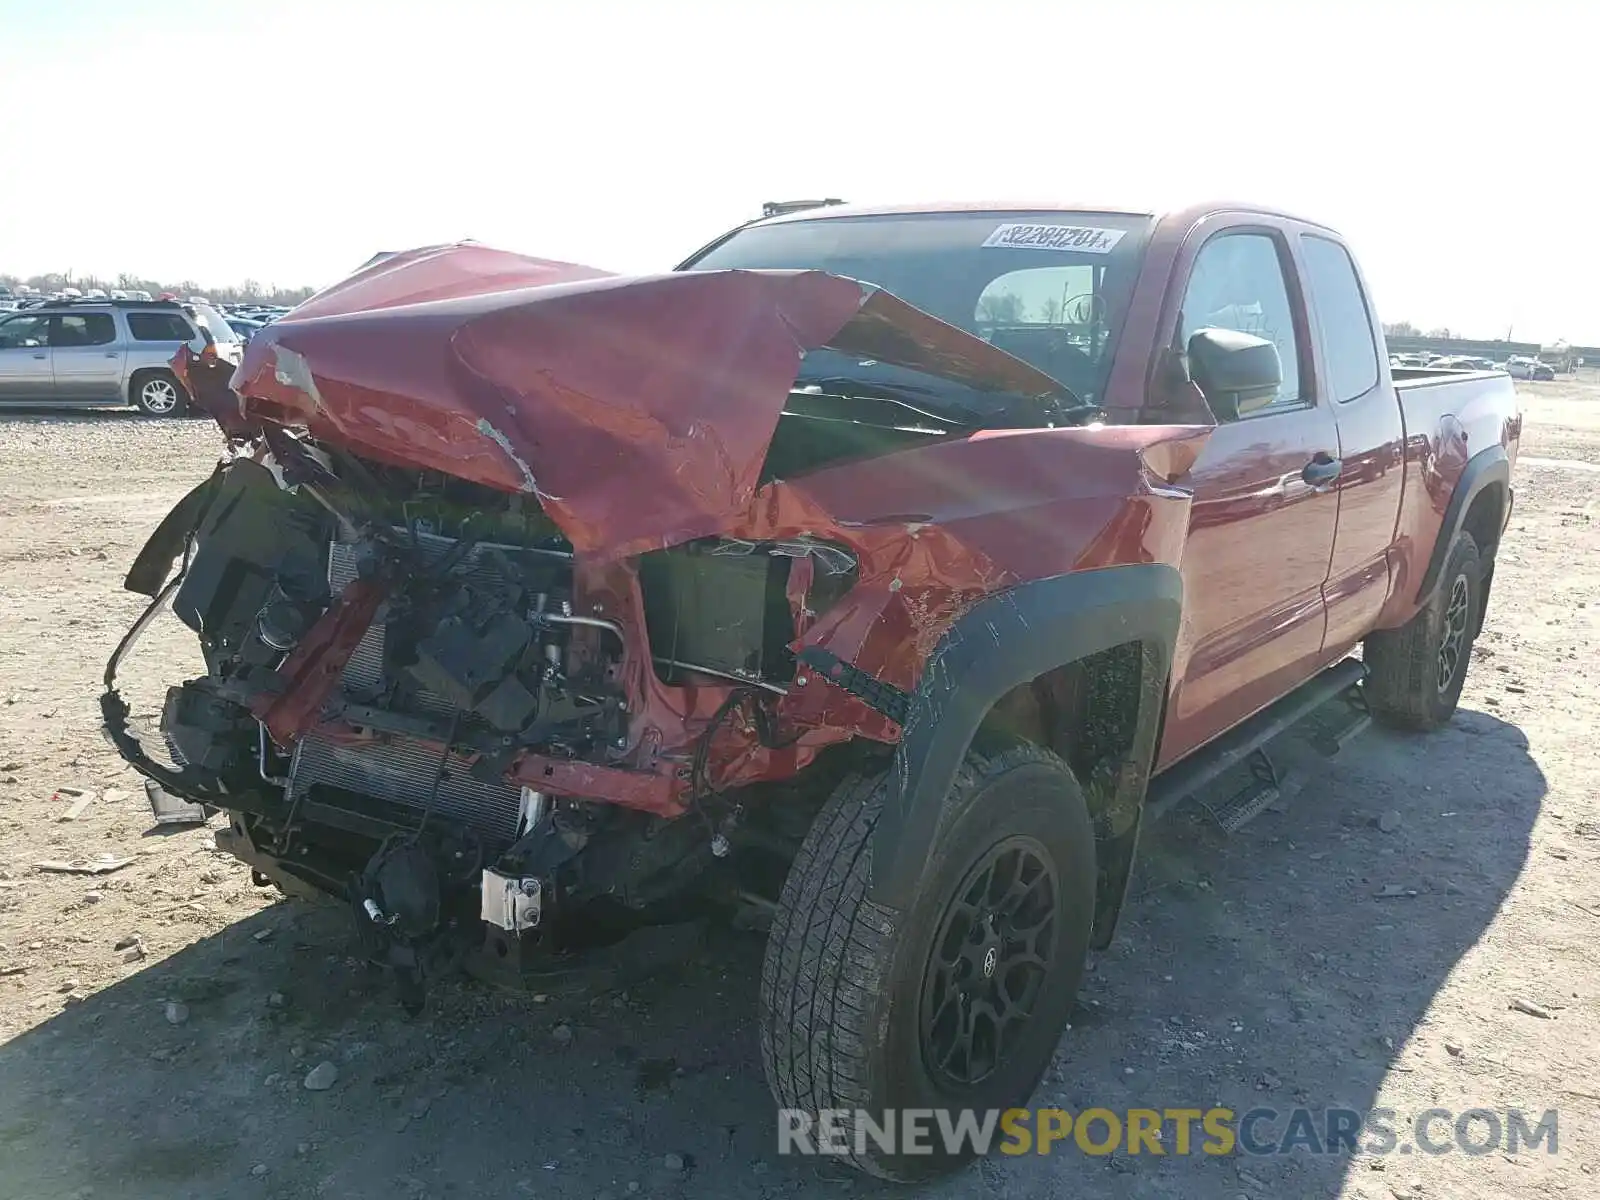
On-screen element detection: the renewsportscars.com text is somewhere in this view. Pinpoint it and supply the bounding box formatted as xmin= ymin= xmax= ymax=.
xmin=778 ymin=1106 xmax=1559 ymax=1158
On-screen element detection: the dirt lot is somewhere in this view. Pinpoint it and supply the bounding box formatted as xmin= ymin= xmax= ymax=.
xmin=2 ymin=382 xmax=1599 ymax=1200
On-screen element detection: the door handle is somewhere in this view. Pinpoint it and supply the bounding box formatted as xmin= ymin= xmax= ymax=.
xmin=105 ymin=351 xmax=120 ymax=358
xmin=1302 ymin=455 xmax=1342 ymax=488
xmin=32 ymin=352 xmax=47 ymax=360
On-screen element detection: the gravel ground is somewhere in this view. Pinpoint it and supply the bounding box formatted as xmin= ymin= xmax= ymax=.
xmin=1 ymin=385 xmax=1598 ymax=1200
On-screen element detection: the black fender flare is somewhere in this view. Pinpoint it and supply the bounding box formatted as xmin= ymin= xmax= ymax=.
xmin=123 ymin=466 xmax=223 ymax=596
xmin=1415 ymin=444 xmax=1510 ymax=603
xmin=869 ymin=563 xmax=1181 ymax=943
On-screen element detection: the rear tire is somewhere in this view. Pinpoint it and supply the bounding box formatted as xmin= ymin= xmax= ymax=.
xmin=132 ymin=370 xmax=188 ymax=418
xmin=1365 ymin=530 xmax=1482 ymax=730
xmin=758 ymin=744 xmax=1095 ymax=1181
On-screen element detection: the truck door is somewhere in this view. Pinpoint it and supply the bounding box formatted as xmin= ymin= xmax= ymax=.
xmin=1296 ymin=234 xmax=1405 ymax=655
xmin=1157 ymin=228 xmax=1341 ymax=768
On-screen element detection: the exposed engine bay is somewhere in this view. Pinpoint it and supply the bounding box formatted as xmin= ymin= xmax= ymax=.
xmin=105 ymin=434 xmax=872 ymax=1007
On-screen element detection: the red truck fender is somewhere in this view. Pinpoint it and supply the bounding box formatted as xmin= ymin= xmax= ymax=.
xmin=1414 ymin=442 xmax=1512 ymax=608
xmin=870 ymin=563 xmax=1181 ymax=948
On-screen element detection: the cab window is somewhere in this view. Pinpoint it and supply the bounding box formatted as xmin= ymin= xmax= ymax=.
xmin=1301 ymin=235 xmax=1380 ymax=402
xmin=1180 ymin=233 xmax=1303 ymax=414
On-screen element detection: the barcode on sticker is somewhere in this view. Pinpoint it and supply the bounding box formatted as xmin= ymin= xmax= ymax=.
xmin=982 ymin=223 xmax=1126 ymax=253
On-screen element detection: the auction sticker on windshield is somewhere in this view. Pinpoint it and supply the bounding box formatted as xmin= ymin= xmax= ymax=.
xmin=982 ymin=223 xmax=1126 ymax=253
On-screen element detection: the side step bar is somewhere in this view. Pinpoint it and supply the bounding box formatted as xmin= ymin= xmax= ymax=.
xmin=1196 ymin=747 xmax=1296 ymax=834
xmin=1145 ymin=657 xmax=1368 ymax=825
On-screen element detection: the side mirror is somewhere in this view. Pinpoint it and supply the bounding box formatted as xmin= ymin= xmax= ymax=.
xmin=1187 ymin=327 xmax=1282 ymax=420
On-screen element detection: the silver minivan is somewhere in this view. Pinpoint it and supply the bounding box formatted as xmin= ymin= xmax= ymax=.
xmin=0 ymin=299 xmax=243 ymax=416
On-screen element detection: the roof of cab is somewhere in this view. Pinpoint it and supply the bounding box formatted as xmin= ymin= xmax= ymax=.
xmin=754 ymin=200 xmax=1158 ymax=225
xmin=750 ymin=198 xmax=1333 ymax=234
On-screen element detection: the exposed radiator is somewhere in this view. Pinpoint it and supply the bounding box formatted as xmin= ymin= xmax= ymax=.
xmin=288 ymin=732 xmax=522 ymax=846
xmin=285 ymin=533 xmax=558 ymax=848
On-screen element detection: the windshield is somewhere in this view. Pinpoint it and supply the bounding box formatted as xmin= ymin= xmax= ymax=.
xmin=189 ymin=302 xmax=241 ymax=344
xmin=680 ymin=210 xmax=1153 ymax=406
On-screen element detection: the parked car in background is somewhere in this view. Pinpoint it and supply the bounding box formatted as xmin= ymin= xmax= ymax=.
xmin=0 ymin=298 xmax=242 ymax=415
xmin=1390 ymin=352 xmax=1449 ymax=367
xmin=228 ymin=304 xmax=290 ymax=323
xmin=1505 ymin=357 xmax=1555 ymax=381
xmin=227 ymin=316 xmax=265 ymax=342
xmin=1430 ymin=356 xmax=1501 ymax=372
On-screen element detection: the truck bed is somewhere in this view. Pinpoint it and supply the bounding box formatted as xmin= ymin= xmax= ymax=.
xmin=1391 ymin=368 xmax=1519 ymax=445
xmin=1386 ymin=366 xmax=1521 ymax=624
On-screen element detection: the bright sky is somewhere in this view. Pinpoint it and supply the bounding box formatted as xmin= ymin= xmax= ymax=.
xmin=1 ymin=0 xmax=1593 ymax=343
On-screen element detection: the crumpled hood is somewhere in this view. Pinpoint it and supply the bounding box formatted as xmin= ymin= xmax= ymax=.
xmin=229 ymin=242 xmax=1073 ymax=557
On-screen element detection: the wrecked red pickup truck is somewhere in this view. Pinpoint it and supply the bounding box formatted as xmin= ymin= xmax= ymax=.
xmin=104 ymin=201 xmax=1518 ymax=1179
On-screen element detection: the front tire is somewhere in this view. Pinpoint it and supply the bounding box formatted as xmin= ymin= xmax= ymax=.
xmin=1365 ymin=530 xmax=1482 ymax=730
xmin=758 ymin=745 xmax=1095 ymax=1181
xmin=132 ymin=370 xmax=188 ymax=417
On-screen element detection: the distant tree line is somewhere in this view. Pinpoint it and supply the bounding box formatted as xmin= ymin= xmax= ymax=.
xmin=1383 ymin=320 xmax=1463 ymax=339
xmin=0 ymin=270 xmax=315 ymax=305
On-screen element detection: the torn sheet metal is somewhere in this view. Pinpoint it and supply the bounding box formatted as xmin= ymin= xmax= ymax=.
xmin=225 ymin=243 xmax=1076 ymax=560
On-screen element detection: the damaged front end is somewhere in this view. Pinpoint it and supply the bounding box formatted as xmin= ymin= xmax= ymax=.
xmin=105 ymin=438 xmax=831 ymax=1004
xmin=105 ymin=243 xmax=1206 ymax=1006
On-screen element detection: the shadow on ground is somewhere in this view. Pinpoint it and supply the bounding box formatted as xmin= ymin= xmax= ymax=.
xmin=0 ymin=709 xmax=1542 ymax=1200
